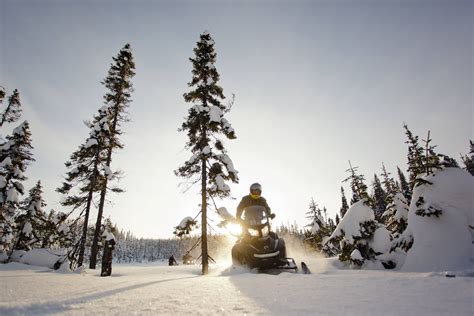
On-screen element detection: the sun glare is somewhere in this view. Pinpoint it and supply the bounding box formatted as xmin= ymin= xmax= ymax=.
xmin=225 ymin=223 xmax=242 ymax=236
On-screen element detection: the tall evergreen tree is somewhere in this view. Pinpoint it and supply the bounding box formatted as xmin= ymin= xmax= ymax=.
xmin=14 ymin=180 xmax=47 ymax=250
xmin=57 ymin=107 xmax=110 ymax=268
xmin=371 ymin=174 xmax=387 ymax=222
xmin=175 ymin=31 xmax=239 ymax=275
xmin=89 ymin=44 xmax=136 ymax=269
xmin=0 ymin=89 xmax=22 ymax=128
xmin=339 ymin=186 xmax=349 ymax=218
xmin=397 ymin=166 xmax=411 ymax=202
xmin=343 ymin=161 xmax=370 ymax=205
xmin=0 ymin=121 xmax=34 ymax=255
xmin=461 ymin=140 xmax=474 ymax=176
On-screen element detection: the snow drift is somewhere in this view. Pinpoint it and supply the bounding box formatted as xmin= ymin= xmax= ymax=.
xmin=18 ymin=248 xmax=66 ymax=269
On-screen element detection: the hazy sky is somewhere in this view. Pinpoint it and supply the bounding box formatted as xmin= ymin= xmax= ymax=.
xmin=1 ymin=0 xmax=472 ymax=238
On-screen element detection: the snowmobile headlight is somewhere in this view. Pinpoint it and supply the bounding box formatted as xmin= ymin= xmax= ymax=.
xmin=248 ymin=228 xmax=260 ymax=237
xmin=261 ymin=225 xmax=269 ymax=237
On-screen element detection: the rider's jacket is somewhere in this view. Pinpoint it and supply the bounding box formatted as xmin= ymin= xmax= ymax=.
xmin=236 ymin=195 xmax=271 ymax=220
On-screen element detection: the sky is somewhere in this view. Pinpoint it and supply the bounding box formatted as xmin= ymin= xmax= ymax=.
xmin=1 ymin=0 xmax=472 ymax=238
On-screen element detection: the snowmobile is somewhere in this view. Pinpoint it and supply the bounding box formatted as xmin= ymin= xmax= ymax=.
xmin=231 ymin=205 xmax=310 ymax=274
xmin=182 ymin=253 xmax=195 ymax=265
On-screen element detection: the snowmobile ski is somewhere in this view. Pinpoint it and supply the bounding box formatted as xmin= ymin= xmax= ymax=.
xmin=301 ymin=262 xmax=311 ymax=274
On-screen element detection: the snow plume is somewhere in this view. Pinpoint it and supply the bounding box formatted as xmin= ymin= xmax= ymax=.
xmin=402 ymin=168 xmax=474 ymax=272
xmin=284 ymin=232 xmax=328 ymax=272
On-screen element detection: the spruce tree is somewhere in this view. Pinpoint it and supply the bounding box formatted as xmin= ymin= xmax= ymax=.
xmin=339 ymin=186 xmax=349 ymax=218
xmin=305 ymin=198 xmax=328 ymax=252
xmin=175 ymin=31 xmax=239 ymax=275
xmin=0 ymin=89 xmax=22 ymax=128
xmin=461 ymin=140 xmax=474 ymax=176
xmin=397 ymin=166 xmax=411 ymax=202
xmin=14 ymin=180 xmax=47 ymax=250
xmin=343 ymin=161 xmax=370 ymax=205
xmin=371 ymin=174 xmax=387 ymax=222
xmin=0 ymin=121 xmax=34 ymax=255
xmin=89 ymin=44 xmax=135 ymax=269
xmin=404 ymin=124 xmax=425 ymax=187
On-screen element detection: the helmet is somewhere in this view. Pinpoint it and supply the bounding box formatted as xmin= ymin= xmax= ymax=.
xmin=250 ymin=183 xmax=262 ymax=198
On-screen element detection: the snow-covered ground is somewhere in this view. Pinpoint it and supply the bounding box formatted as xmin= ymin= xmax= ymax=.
xmin=1 ymin=257 xmax=472 ymax=315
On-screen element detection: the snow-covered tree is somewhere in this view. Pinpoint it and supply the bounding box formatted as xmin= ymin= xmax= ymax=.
xmin=174 ymin=216 xmax=198 ymax=238
xmin=0 ymin=89 xmax=22 ymax=128
xmin=304 ymin=198 xmax=330 ymax=252
xmin=327 ymin=200 xmax=391 ymax=267
xmin=90 ymin=43 xmax=135 ymax=270
xmin=14 ymin=181 xmax=47 ymax=250
xmin=461 ymin=140 xmax=474 ymax=176
xmin=0 ymin=121 xmax=34 ymax=255
xmin=175 ymin=31 xmax=239 ymax=275
xmin=382 ymin=193 xmax=409 ymax=239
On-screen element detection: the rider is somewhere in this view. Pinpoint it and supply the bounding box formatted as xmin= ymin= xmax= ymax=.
xmin=236 ymin=183 xmax=275 ymax=221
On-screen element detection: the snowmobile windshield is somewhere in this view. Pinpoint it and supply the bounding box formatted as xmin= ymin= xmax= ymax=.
xmin=242 ymin=206 xmax=268 ymax=227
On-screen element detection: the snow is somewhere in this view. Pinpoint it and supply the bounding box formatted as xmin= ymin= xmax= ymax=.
xmin=103 ymin=232 xmax=116 ymax=241
xmin=58 ymin=223 xmax=69 ymax=234
xmin=22 ymin=221 xmax=33 ymax=236
xmin=311 ymin=222 xmax=320 ymax=234
xmin=12 ymin=121 xmax=27 ymax=136
xmin=216 ymin=207 xmax=234 ymax=221
xmin=6 ymin=187 xmax=18 ymax=203
xmin=0 ymin=258 xmax=472 ymax=315
xmin=351 ymin=249 xmax=363 ymax=261
xmin=369 ymin=225 xmax=391 ymax=254
xmin=0 ymin=157 xmax=12 ymax=168
xmin=213 ymin=174 xmax=230 ymax=192
xmin=18 ymin=248 xmax=66 ymax=269
xmin=83 ymin=138 xmax=98 ymax=148
xmin=402 ymin=168 xmax=474 ymax=272
xmin=202 ymin=145 xmax=211 ymax=155
xmin=177 ymin=217 xmax=195 ymax=229
xmin=216 ymin=153 xmax=238 ymax=174
xmin=209 ymin=106 xmax=222 ymax=123
xmin=329 ymin=199 xmax=375 ymax=244
xmin=104 ymin=166 xmax=113 ymax=180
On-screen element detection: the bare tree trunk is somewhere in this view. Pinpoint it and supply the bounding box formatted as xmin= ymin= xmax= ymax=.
xmin=201 ymin=157 xmax=208 ymax=275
